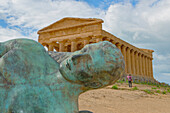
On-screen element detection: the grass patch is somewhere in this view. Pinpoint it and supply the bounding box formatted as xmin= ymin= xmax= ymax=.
xmin=162 ymin=91 xmax=166 ymax=94
xmin=156 ymin=85 xmax=160 ymax=89
xmin=116 ymin=80 xmax=124 ymax=84
xmin=156 ymin=90 xmax=161 ymax=93
xmin=133 ymin=80 xmax=139 ymax=84
xmin=148 ymin=82 xmax=154 ymax=86
xmin=140 ymin=82 xmax=147 ymax=85
xmin=167 ymin=89 xmax=170 ymax=93
xmin=144 ymin=89 xmax=154 ymax=94
xmin=132 ymin=86 xmax=138 ymax=90
xmin=112 ymin=85 xmax=118 ymax=89
xmin=152 ymin=87 xmax=157 ymax=90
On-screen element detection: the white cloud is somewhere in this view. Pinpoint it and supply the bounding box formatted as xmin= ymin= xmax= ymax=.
xmin=0 ymin=26 xmax=27 ymax=42
xmin=162 ymin=73 xmax=170 ymax=77
xmin=154 ymin=53 xmax=170 ymax=61
xmin=155 ymin=72 xmax=170 ymax=84
xmin=0 ymin=0 xmax=104 ymax=29
xmin=103 ymin=0 xmax=170 ymax=44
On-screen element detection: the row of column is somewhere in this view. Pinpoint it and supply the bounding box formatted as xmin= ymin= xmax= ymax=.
xmin=46 ymin=36 xmax=153 ymax=78
xmin=47 ymin=38 xmax=91 ymax=52
xmin=47 ymin=36 xmax=103 ymax=52
xmin=117 ymin=44 xmax=153 ymax=78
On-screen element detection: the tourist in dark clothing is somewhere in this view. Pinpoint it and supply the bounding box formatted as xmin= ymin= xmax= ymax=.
xmin=127 ymin=74 xmax=132 ymax=87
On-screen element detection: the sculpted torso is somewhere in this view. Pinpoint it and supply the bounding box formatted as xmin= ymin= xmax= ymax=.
xmin=0 ymin=39 xmax=124 ymax=113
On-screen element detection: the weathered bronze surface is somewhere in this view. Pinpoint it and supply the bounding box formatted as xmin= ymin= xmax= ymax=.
xmin=0 ymin=39 xmax=124 ymax=113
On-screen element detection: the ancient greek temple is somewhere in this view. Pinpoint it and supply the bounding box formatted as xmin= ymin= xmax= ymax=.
xmin=38 ymin=17 xmax=154 ymax=80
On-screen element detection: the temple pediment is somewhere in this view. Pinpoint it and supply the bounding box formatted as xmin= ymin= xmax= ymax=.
xmin=38 ymin=17 xmax=103 ymax=34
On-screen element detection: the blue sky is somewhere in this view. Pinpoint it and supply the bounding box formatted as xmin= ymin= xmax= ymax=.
xmin=77 ymin=0 xmax=139 ymax=9
xmin=0 ymin=0 xmax=170 ymax=84
xmin=0 ymin=19 xmax=8 ymax=28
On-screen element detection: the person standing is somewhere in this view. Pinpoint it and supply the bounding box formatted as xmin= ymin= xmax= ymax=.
xmin=127 ymin=74 xmax=132 ymax=87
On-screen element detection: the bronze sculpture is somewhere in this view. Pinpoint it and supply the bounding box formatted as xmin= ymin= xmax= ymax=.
xmin=0 ymin=39 xmax=124 ymax=113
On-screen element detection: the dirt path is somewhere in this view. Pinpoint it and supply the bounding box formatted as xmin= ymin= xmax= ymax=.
xmin=79 ymin=83 xmax=170 ymax=113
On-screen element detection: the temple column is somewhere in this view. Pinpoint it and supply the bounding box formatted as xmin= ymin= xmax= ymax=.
xmin=47 ymin=45 xmax=49 ymax=51
xmin=54 ymin=46 xmax=59 ymax=52
xmin=149 ymin=57 xmax=151 ymax=78
xmin=148 ymin=57 xmax=151 ymax=78
xmin=142 ymin=55 xmax=146 ymax=76
xmin=135 ymin=52 xmax=139 ymax=75
xmin=139 ymin=54 xmax=143 ymax=76
xmin=116 ymin=43 xmax=121 ymax=50
xmin=150 ymin=58 xmax=153 ymax=78
xmin=138 ymin=53 xmax=141 ymax=75
xmin=71 ymin=40 xmax=77 ymax=52
xmin=59 ymin=41 xmax=64 ymax=52
xmin=122 ymin=46 xmax=127 ymax=73
xmin=96 ymin=36 xmax=103 ymax=43
xmin=145 ymin=56 xmax=148 ymax=77
xmin=111 ymin=40 xmax=116 ymax=45
xmin=48 ymin=44 xmax=54 ymax=51
xmin=83 ymin=38 xmax=89 ymax=46
xmin=147 ymin=57 xmax=149 ymax=77
xmin=131 ymin=50 xmax=135 ymax=75
xmin=126 ymin=48 xmax=131 ymax=74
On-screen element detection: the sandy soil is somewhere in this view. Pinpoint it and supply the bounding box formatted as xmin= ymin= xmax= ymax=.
xmin=79 ymin=83 xmax=170 ymax=113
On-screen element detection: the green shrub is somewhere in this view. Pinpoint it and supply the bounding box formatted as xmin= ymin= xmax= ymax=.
xmin=120 ymin=81 xmax=124 ymax=84
xmin=112 ymin=85 xmax=118 ymax=89
xmin=157 ymin=85 xmax=160 ymax=89
xmin=167 ymin=89 xmax=170 ymax=93
xmin=162 ymin=91 xmax=166 ymax=94
xmin=132 ymin=86 xmax=138 ymax=90
xmin=116 ymin=80 xmax=124 ymax=84
xmin=133 ymin=80 xmax=139 ymax=84
xmin=148 ymin=82 xmax=156 ymax=86
xmin=144 ymin=89 xmax=154 ymax=94
xmin=148 ymin=82 xmax=152 ymax=85
xmin=156 ymin=90 xmax=161 ymax=93
xmin=120 ymin=80 xmax=124 ymax=84
xmin=141 ymin=82 xmax=147 ymax=85
xmin=152 ymin=87 xmax=157 ymax=90
xmin=116 ymin=80 xmax=120 ymax=83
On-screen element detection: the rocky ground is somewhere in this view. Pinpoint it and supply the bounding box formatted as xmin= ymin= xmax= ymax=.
xmin=79 ymin=82 xmax=170 ymax=113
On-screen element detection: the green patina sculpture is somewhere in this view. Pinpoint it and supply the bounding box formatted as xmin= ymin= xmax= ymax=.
xmin=0 ymin=39 xmax=124 ymax=113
